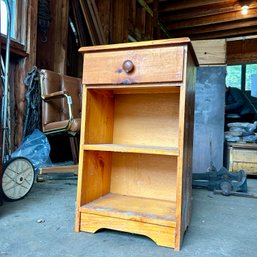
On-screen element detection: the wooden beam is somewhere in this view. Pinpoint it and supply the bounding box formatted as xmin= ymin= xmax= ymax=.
xmin=137 ymin=0 xmax=171 ymax=37
xmin=172 ymin=19 xmax=257 ymax=37
xmin=188 ymin=26 xmax=257 ymax=40
xmin=111 ymin=0 xmax=129 ymax=43
xmin=54 ymin=0 xmax=69 ymax=74
xmin=79 ymin=0 xmax=107 ymax=45
xmin=192 ymin=39 xmax=226 ymax=65
xmin=167 ymin=8 xmax=257 ymax=30
xmin=0 ymin=36 xmax=27 ymax=57
xmin=14 ymin=0 xmax=38 ymax=147
xmin=71 ymin=0 xmax=87 ymax=47
xmin=158 ymin=0 xmax=236 ymax=12
xmin=161 ymin=2 xmax=257 ymax=21
xmin=227 ymin=38 xmax=257 ymax=64
xmin=95 ymin=0 xmax=112 ymax=43
xmin=153 ymin=0 xmax=160 ymax=39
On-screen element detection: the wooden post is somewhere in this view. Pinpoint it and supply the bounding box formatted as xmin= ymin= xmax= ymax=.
xmin=111 ymin=0 xmax=129 ymax=43
xmin=36 ymin=0 xmax=69 ymax=73
xmin=14 ymin=0 xmax=38 ymax=147
xmin=153 ymin=0 xmax=160 ymax=39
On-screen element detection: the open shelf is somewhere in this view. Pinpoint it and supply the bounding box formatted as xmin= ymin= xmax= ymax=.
xmin=83 ymin=144 xmax=179 ymax=156
xmin=80 ymin=193 xmax=176 ymax=227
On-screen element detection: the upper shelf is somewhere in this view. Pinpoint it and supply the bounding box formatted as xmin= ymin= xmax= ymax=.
xmin=83 ymin=144 xmax=179 ymax=156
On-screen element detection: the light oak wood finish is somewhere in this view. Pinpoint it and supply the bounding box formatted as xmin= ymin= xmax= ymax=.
xmin=76 ymin=38 xmax=197 ymax=251
xmin=80 ymin=213 xmax=176 ymax=248
xmin=39 ymin=165 xmax=78 ymax=175
xmin=82 ymin=46 xmax=184 ymax=85
xmin=192 ymin=39 xmax=226 ymax=66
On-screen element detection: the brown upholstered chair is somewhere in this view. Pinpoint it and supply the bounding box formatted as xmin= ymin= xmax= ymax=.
xmin=40 ymin=69 xmax=82 ymax=164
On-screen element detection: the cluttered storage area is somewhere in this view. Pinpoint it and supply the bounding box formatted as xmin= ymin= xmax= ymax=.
xmin=1 ymin=0 xmax=257 ymax=255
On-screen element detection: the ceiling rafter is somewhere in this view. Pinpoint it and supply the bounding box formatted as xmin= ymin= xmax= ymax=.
xmin=172 ymin=19 xmax=257 ymax=36
xmin=158 ymin=0 xmax=236 ymax=12
xmin=160 ymin=2 xmax=257 ymax=22
xmin=189 ymin=26 xmax=257 ymax=40
xmin=167 ymin=8 xmax=257 ymax=30
xmin=140 ymin=0 xmax=257 ymax=40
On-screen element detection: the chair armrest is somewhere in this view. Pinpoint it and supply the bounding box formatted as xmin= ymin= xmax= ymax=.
xmin=42 ymin=90 xmax=69 ymax=101
xmin=42 ymin=90 xmax=74 ymax=120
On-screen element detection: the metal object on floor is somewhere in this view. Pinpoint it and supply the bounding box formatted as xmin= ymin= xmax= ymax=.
xmin=192 ymin=161 xmax=247 ymax=196
xmin=214 ymin=189 xmax=257 ymax=199
xmin=2 ymin=157 xmax=35 ymax=201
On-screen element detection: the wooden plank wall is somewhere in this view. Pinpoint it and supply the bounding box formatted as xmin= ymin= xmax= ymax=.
xmin=227 ymin=38 xmax=257 ymax=64
xmin=13 ymin=0 xmax=38 ymax=147
xmin=36 ymin=0 xmax=69 ymax=74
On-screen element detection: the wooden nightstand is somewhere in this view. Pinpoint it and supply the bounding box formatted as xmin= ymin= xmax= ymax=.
xmin=75 ymin=38 xmax=198 ymax=250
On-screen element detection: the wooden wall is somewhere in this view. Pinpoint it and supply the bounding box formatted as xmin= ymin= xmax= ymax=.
xmin=13 ymin=0 xmax=38 ymax=147
xmin=36 ymin=0 xmax=69 ymax=74
xmin=10 ymin=0 xmax=257 ymax=148
xmin=227 ymin=38 xmax=257 ymax=64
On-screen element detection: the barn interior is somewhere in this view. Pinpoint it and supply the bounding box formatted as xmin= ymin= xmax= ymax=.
xmin=1 ymin=0 xmax=257 ymax=255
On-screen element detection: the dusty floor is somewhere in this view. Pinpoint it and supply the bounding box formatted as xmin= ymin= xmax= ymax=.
xmin=1 ymin=175 xmax=257 ymax=257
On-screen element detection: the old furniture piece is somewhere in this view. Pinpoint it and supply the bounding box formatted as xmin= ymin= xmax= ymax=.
xmin=39 ymin=70 xmax=82 ymax=177
xmin=75 ymin=38 xmax=197 ymax=250
xmin=225 ymin=142 xmax=257 ymax=175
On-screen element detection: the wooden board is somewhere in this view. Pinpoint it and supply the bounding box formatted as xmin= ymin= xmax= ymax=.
xmin=225 ymin=143 xmax=257 ymax=174
xmin=40 ymin=165 xmax=78 ymax=174
xmin=80 ymin=151 xmax=112 ymax=204
xmin=113 ymin=93 xmax=180 ymax=147
xmin=82 ymin=46 xmax=184 ymax=84
xmin=111 ymin=153 xmax=177 ymax=201
xmin=85 ymin=89 xmax=114 ymax=144
xmin=192 ymin=39 xmax=226 ymax=66
xmin=80 ymin=212 xmax=176 ymax=248
xmin=83 ymin=144 xmax=179 ymax=156
xmin=80 ymin=193 xmax=176 ymax=226
xmin=227 ymin=38 xmax=257 ymax=64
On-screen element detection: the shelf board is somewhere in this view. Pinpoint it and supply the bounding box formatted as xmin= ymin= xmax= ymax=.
xmin=80 ymin=193 xmax=176 ymax=227
xmin=83 ymin=144 xmax=179 ymax=156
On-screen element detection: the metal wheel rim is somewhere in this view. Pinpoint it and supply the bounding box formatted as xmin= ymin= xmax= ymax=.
xmin=2 ymin=158 xmax=35 ymax=200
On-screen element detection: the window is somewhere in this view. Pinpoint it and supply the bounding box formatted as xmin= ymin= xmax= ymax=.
xmin=1 ymin=0 xmax=16 ymax=39
xmin=246 ymin=64 xmax=257 ymax=91
xmin=1 ymin=0 xmax=27 ymax=45
xmin=226 ymin=65 xmax=242 ymax=89
xmin=226 ymin=63 xmax=257 ymax=93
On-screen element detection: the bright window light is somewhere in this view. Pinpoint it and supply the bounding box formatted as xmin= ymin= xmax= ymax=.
xmin=1 ymin=0 xmax=7 ymax=35
xmin=1 ymin=0 xmax=16 ymax=38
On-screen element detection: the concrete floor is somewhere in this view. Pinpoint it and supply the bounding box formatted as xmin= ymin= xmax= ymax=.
xmin=1 ymin=176 xmax=257 ymax=257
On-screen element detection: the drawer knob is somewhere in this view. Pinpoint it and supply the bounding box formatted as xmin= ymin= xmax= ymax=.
xmin=122 ymin=60 xmax=134 ymax=73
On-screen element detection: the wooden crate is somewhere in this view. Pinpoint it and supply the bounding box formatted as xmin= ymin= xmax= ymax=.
xmin=225 ymin=143 xmax=257 ymax=175
xmin=75 ymin=38 xmax=197 ymax=251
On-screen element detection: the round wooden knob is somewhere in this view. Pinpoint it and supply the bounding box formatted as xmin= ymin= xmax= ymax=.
xmin=122 ymin=60 xmax=134 ymax=73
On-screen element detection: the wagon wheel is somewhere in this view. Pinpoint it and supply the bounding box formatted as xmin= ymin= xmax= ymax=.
xmin=2 ymin=157 xmax=35 ymax=201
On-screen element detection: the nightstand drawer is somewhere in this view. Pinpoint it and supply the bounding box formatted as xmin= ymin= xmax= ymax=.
xmin=82 ymin=46 xmax=184 ymax=85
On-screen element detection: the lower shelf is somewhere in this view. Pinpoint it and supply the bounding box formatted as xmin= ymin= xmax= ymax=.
xmin=80 ymin=193 xmax=176 ymax=227
xmin=78 ymin=193 xmax=177 ymax=248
